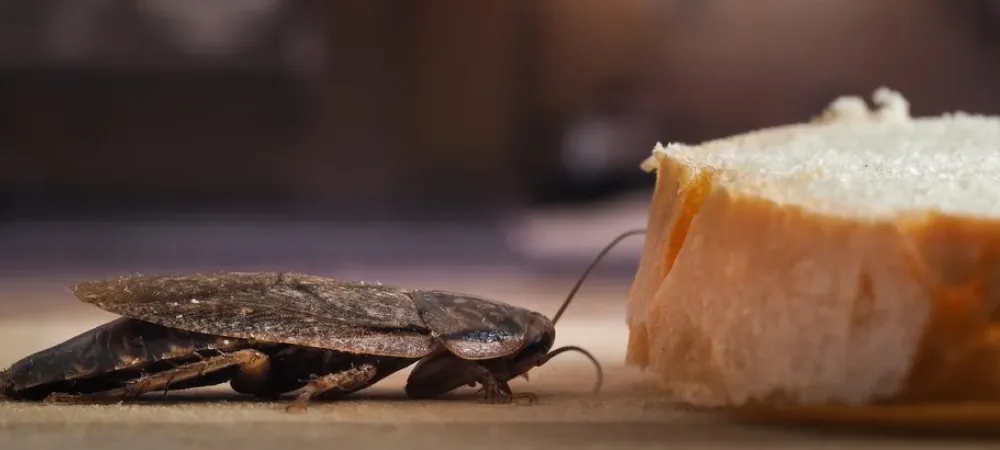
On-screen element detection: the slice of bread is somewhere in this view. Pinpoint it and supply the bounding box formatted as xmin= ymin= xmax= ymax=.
xmin=626 ymin=87 xmax=1000 ymax=409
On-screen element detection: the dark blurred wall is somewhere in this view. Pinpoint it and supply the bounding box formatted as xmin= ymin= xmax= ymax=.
xmin=0 ymin=0 xmax=327 ymax=218
xmin=1 ymin=0 xmax=999 ymax=220
xmin=653 ymin=0 xmax=1000 ymax=143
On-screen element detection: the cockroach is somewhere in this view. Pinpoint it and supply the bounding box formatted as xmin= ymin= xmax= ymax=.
xmin=0 ymin=229 xmax=645 ymax=412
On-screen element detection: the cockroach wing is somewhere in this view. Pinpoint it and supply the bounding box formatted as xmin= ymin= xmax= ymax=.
xmin=4 ymin=317 xmax=244 ymax=393
xmin=411 ymin=291 xmax=550 ymax=360
xmin=71 ymin=272 xmax=437 ymax=358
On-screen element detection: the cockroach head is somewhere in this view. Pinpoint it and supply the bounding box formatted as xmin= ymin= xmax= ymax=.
xmin=512 ymin=309 xmax=557 ymax=361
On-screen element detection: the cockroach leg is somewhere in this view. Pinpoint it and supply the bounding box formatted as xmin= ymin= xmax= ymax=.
xmin=497 ymin=379 xmax=538 ymax=405
xmin=229 ymin=350 xmax=273 ymax=395
xmin=285 ymin=364 xmax=378 ymax=413
xmin=44 ymin=349 xmax=268 ymax=404
xmin=472 ymin=366 xmax=536 ymax=406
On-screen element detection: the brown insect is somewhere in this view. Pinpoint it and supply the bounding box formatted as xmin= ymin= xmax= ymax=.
xmin=0 ymin=229 xmax=644 ymax=412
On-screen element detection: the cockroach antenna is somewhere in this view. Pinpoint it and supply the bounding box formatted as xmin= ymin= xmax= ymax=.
xmin=552 ymin=228 xmax=647 ymax=324
xmin=532 ymin=228 xmax=646 ymax=395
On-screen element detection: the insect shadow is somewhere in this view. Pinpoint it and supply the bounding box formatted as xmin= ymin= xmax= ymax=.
xmin=0 ymin=229 xmax=645 ymax=412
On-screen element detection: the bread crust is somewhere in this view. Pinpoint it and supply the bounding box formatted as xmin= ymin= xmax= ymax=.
xmin=627 ymin=149 xmax=1000 ymax=408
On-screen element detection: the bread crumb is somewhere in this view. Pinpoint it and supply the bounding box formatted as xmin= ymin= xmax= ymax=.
xmin=871 ymin=86 xmax=910 ymax=123
xmin=814 ymin=96 xmax=871 ymax=124
xmin=812 ymin=87 xmax=911 ymax=125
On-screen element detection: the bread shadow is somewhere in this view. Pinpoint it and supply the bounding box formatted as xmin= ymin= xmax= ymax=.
xmin=644 ymin=403 xmax=1000 ymax=441
xmin=727 ymin=417 xmax=1000 ymax=441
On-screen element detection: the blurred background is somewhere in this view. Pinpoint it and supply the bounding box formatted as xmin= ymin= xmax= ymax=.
xmin=2 ymin=0 xmax=1000 ymax=319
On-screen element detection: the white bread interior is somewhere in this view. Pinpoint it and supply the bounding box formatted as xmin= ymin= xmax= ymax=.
xmin=626 ymin=87 xmax=1000 ymax=408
